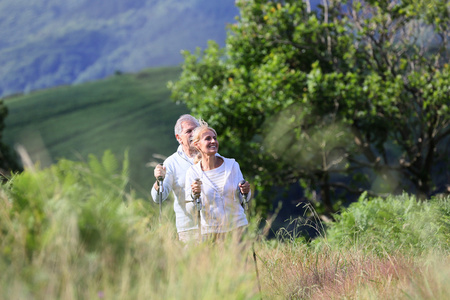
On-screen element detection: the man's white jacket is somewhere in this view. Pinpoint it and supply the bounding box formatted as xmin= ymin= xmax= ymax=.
xmin=151 ymin=145 xmax=197 ymax=233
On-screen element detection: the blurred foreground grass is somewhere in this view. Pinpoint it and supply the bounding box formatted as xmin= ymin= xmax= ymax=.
xmin=1 ymin=152 xmax=449 ymax=299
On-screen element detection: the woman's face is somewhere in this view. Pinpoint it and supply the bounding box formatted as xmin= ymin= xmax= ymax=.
xmin=196 ymin=129 xmax=219 ymax=156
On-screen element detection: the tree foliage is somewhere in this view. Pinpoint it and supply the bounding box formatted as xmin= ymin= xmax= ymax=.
xmin=169 ymin=0 xmax=450 ymax=216
xmin=0 ymin=100 xmax=21 ymax=179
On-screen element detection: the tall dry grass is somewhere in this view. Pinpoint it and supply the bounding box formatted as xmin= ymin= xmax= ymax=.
xmin=1 ymin=153 xmax=449 ymax=299
xmin=1 ymin=205 xmax=261 ymax=299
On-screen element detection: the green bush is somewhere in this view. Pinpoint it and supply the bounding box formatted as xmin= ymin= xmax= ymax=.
xmin=315 ymin=192 xmax=450 ymax=254
xmin=0 ymin=150 xmax=153 ymax=261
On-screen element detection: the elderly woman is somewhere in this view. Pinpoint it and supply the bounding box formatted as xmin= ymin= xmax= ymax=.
xmin=185 ymin=120 xmax=251 ymax=241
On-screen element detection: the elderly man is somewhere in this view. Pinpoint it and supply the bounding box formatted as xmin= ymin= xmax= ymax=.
xmin=151 ymin=114 xmax=200 ymax=242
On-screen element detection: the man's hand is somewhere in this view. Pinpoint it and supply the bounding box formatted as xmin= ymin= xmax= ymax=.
xmin=154 ymin=164 xmax=166 ymax=180
xmin=153 ymin=164 xmax=166 ymax=190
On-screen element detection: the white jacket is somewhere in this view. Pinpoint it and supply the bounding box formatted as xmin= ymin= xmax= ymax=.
xmin=185 ymin=156 xmax=251 ymax=234
xmin=151 ymin=145 xmax=197 ymax=232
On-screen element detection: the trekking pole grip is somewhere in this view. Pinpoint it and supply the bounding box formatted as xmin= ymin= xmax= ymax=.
xmin=194 ymin=178 xmax=202 ymax=211
xmin=240 ymin=180 xmax=249 ymax=210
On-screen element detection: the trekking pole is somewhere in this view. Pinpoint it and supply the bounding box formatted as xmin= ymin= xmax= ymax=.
xmin=241 ymin=179 xmax=262 ymax=298
xmin=193 ymin=178 xmax=202 ymax=242
xmin=157 ymin=163 xmax=164 ymax=224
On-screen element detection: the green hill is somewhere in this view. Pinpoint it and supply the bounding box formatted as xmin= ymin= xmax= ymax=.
xmin=3 ymin=66 xmax=188 ymax=197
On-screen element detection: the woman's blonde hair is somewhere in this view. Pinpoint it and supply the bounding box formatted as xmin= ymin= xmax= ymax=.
xmin=191 ymin=119 xmax=217 ymax=164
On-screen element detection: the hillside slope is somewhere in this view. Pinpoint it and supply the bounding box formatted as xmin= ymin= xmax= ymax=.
xmin=0 ymin=0 xmax=239 ymax=97
xmin=4 ymin=66 xmax=188 ymax=196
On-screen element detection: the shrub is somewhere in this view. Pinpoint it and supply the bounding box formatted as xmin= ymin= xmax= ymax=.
xmin=315 ymin=192 xmax=450 ymax=254
xmin=0 ymin=150 xmax=152 ymax=261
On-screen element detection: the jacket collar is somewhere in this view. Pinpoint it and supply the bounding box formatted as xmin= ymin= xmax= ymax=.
xmin=177 ymin=145 xmax=194 ymax=165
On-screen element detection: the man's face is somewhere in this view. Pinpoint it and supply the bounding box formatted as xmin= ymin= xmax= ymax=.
xmin=176 ymin=121 xmax=197 ymax=149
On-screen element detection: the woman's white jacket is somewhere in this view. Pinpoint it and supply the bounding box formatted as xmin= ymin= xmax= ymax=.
xmin=185 ymin=155 xmax=251 ymax=234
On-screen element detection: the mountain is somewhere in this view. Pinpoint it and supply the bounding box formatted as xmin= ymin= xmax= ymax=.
xmin=0 ymin=0 xmax=239 ymax=97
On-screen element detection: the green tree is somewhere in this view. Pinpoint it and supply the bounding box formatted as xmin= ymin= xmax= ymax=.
xmin=0 ymin=100 xmax=21 ymax=180
xmin=169 ymin=0 xmax=450 ymax=216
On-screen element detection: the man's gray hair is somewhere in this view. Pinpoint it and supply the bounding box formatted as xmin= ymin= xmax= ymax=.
xmin=174 ymin=114 xmax=200 ymax=136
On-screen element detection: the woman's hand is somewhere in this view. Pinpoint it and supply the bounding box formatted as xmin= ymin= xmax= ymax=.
xmin=191 ymin=179 xmax=202 ymax=197
xmin=239 ymin=181 xmax=250 ymax=195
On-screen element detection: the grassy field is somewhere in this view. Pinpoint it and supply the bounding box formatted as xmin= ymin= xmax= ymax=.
xmin=1 ymin=154 xmax=449 ymax=299
xmin=3 ymin=66 xmax=188 ymax=197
